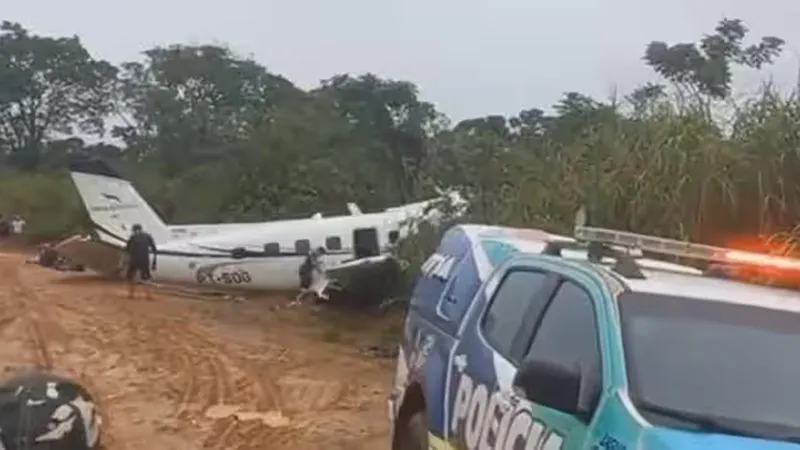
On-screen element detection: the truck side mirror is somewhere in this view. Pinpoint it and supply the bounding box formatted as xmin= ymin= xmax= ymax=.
xmin=512 ymin=359 xmax=581 ymax=415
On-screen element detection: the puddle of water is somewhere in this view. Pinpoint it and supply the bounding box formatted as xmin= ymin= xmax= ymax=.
xmin=205 ymin=404 xmax=290 ymax=427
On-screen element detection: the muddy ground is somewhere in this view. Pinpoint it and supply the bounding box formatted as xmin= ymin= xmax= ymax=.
xmin=0 ymin=251 xmax=399 ymax=449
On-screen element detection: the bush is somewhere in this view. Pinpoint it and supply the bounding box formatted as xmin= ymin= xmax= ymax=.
xmin=0 ymin=171 xmax=86 ymax=243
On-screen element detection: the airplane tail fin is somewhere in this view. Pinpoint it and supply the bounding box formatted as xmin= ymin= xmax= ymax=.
xmin=68 ymin=156 xmax=171 ymax=246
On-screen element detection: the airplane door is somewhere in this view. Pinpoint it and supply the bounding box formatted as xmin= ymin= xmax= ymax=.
xmin=352 ymin=227 xmax=379 ymax=259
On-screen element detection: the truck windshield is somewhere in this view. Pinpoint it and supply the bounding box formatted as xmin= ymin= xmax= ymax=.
xmin=619 ymin=291 xmax=800 ymax=439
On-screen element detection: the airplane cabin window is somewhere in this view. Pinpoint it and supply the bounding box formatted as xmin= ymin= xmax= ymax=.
xmin=388 ymin=230 xmax=400 ymax=244
xmin=264 ymin=243 xmax=280 ymax=255
xmin=325 ymin=236 xmax=342 ymax=251
xmin=295 ymin=239 xmax=311 ymax=255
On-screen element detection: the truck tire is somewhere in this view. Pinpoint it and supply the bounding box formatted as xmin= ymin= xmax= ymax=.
xmin=395 ymin=410 xmax=429 ymax=450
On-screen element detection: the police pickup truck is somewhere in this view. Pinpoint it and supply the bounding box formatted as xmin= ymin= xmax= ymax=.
xmin=388 ymin=223 xmax=800 ymax=450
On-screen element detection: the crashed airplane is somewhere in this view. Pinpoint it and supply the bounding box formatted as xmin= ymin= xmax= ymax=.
xmin=60 ymin=155 xmax=467 ymax=304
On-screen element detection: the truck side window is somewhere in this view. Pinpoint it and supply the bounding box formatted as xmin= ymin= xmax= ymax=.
xmin=524 ymin=281 xmax=602 ymax=412
xmin=482 ymin=270 xmax=549 ymax=360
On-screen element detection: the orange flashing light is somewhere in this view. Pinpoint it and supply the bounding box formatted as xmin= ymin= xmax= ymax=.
xmin=724 ymin=250 xmax=800 ymax=271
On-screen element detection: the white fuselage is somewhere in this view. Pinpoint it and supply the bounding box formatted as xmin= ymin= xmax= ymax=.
xmin=149 ymin=208 xmax=417 ymax=290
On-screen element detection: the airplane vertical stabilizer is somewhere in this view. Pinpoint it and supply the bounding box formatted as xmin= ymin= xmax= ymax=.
xmin=68 ymin=156 xmax=171 ymax=246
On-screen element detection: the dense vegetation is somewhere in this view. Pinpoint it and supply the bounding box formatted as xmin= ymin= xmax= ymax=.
xmin=1 ymin=18 xmax=798 ymax=259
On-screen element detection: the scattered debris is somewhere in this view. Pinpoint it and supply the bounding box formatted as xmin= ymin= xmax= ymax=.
xmin=26 ymin=242 xmax=85 ymax=272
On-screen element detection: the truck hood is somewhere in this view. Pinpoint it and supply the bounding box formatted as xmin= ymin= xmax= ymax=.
xmin=642 ymin=427 xmax=800 ymax=450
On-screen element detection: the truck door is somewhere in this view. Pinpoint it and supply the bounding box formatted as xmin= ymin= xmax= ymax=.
xmin=510 ymin=279 xmax=605 ymax=449
xmin=445 ymin=266 xmax=559 ymax=448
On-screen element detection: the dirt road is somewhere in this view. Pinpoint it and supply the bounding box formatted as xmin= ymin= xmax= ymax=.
xmin=0 ymin=252 xmax=396 ymax=449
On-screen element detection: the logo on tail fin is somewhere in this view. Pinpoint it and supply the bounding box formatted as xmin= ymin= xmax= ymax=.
xmin=101 ymin=193 xmax=121 ymax=203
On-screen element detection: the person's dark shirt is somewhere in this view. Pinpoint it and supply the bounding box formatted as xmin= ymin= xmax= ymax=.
xmin=125 ymin=232 xmax=156 ymax=265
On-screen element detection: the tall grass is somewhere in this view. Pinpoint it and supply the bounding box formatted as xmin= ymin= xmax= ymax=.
xmin=451 ymin=86 xmax=800 ymax=254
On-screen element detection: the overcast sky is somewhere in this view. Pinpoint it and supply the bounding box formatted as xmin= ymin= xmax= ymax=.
xmin=6 ymin=0 xmax=800 ymax=121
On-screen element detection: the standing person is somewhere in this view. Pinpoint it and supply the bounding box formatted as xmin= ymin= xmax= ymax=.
xmin=10 ymin=214 xmax=25 ymax=235
xmin=122 ymin=224 xmax=157 ymax=299
xmin=294 ymin=247 xmax=327 ymax=304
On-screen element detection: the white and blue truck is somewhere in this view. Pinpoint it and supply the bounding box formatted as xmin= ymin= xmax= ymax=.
xmin=388 ymin=223 xmax=800 ymax=450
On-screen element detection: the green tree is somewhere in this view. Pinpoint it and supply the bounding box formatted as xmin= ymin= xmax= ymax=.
xmin=315 ymin=74 xmax=441 ymax=202
xmin=644 ymin=18 xmax=784 ymax=99
xmin=0 ymin=21 xmax=117 ymax=169
xmin=508 ymin=108 xmax=550 ymax=136
xmin=454 ymin=115 xmax=510 ymax=138
xmin=113 ymin=44 xmax=301 ymax=177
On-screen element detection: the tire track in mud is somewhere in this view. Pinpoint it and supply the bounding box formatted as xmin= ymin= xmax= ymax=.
xmin=4 ymin=261 xmax=387 ymax=449
xmin=8 ymin=264 xmax=128 ymax=449
xmin=11 ymin=275 xmax=221 ymax=450
xmin=155 ymin=323 xmax=375 ymax=450
xmin=1 ymin=262 xmax=55 ymax=370
xmin=106 ymin=303 xmax=360 ymax=450
xmin=0 ymin=262 xmax=35 ymax=377
xmin=0 ymin=263 xmax=25 ymax=332
xmin=200 ymin=344 xmax=376 ymax=450
xmin=0 ymin=295 xmax=24 ymax=333
xmin=8 ymin=278 xmax=242 ymax=442
xmin=97 ymin=298 xmax=244 ymax=414
xmin=89 ymin=294 xmax=294 ymax=450
xmin=148 ymin=318 xmax=293 ymax=450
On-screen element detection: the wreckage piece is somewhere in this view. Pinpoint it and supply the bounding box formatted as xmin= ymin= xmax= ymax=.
xmin=53 ymin=234 xmax=120 ymax=276
xmin=322 ymin=255 xmax=402 ymax=311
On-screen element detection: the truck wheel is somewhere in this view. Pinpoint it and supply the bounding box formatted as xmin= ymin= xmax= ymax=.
xmin=395 ymin=410 xmax=429 ymax=450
